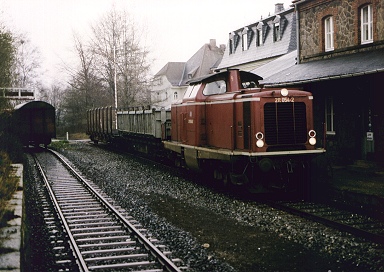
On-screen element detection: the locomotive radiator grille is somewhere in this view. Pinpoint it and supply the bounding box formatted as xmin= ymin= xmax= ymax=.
xmin=264 ymin=102 xmax=307 ymax=146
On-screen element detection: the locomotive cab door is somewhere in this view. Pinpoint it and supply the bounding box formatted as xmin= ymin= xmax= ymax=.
xmin=235 ymin=100 xmax=251 ymax=150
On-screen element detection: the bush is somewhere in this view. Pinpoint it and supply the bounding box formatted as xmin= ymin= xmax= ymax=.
xmin=0 ymin=99 xmax=23 ymax=163
xmin=48 ymin=140 xmax=71 ymax=152
xmin=0 ymin=152 xmax=19 ymax=224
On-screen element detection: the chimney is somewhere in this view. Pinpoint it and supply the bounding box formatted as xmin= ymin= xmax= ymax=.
xmin=275 ymin=3 xmax=284 ymax=14
xmin=209 ymin=39 xmax=217 ymax=49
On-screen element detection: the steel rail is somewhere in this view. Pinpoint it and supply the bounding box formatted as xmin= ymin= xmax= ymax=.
xmin=48 ymin=148 xmax=182 ymax=272
xmin=269 ymin=201 xmax=384 ymax=245
xmin=33 ymin=154 xmax=89 ymax=272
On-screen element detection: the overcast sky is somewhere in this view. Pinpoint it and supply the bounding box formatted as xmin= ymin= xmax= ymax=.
xmin=0 ymin=0 xmax=293 ymax=86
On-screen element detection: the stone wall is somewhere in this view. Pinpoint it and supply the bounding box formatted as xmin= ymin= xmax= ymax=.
xmin=298 ymin=0 xmax=384 ymax=62
xmin=0 ymin=164 xmax=23 ymax=271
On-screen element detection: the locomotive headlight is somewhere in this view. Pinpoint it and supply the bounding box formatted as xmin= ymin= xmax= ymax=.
xmin=309 ymin=137 xmax=316 ymax=145
xmin=256 ymin=139 xmax=264 ymax=148
xmin=255 ymin=132 xmax=264 ymax=148
xmin=281 ymin=88 xmax=289 ymax=97
xmin=308 ymin=130 xmax=316 ymax=145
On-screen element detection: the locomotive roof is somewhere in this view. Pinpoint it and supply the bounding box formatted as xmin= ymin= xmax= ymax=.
xmin=14 ymin=100 xmax=54 ymax=110
xmin=187 ymin=70 xmax=263 ymax=85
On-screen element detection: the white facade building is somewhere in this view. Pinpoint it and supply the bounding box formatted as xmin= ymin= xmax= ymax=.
xmin=151 ymin=39 xmax=225 ymax=109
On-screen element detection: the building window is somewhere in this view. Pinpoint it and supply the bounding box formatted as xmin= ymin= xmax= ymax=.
xmin=273 ymin=22 xmax=280 ymax=42
xmin=256 ymin=23 xmax=263 ymax=46
xmin=173 ymin=92 xmax=178 ymax=100
xmin=273 ymin=15 xmax=281 ymax=42
xmin=325 ymin=97 xmax=335 ymax=135
xmin=242 ymin=27 xmax=249 ymax=51
xmin=256 ymin=29 xmax=261 ymax=46
xmin=324 ymin=16 xmax=334 ymax=51
xmin=242 ymin=32 xmax=248 ymax=51
xmin=361 ymin=4 xmax=373 ymax=44
xmin=229 ymin=32 xmax=237 ymax=54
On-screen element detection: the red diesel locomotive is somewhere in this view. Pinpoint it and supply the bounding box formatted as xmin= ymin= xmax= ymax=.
xmin=87 ymin=69 xmax=325 ymax=194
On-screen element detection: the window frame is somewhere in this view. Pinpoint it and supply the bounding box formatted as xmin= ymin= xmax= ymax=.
xmin=324 ymin=16 xmax=334 ymax=51
xmin=242 ymin=31 xmax=248 ymax=51
xmin=183 ymin=83 xmax=201 ymax=99
xmin=256 ymin=29 xmax=262 ymax=46
xmin=203 ymin=80 xmax=227 ymax=96
xmin=229 ymin=37 xmax=234 ymax=54
xmin=256 ymin=23 xmax=263 ymax=46
xmin=273 ymin=22 xmax=280 ymax=42
xmin=361 ymin=4 xmax=373 ymax=44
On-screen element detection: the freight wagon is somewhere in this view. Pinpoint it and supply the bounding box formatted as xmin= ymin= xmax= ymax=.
xmin=13 ymin=100 xmax=56 ymax=146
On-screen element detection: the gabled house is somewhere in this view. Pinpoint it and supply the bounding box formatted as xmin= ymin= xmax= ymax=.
xmin=151 ymin=62 xmax=185 ymax=109
xmin=217 ymin=3 xmax=297 ymax=72
xmin=151 ymin=39 xmax=225 ymax=109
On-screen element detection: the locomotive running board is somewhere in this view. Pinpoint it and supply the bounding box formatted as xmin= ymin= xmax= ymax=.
xmin=163 ymin=141 xmax=325 ymax=161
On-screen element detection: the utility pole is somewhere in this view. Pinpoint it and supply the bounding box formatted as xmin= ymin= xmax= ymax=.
xmin=114 ymin=44 xmax=118 ymax=129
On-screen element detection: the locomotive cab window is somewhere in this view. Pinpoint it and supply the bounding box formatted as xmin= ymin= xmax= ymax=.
xmin=184 ymin=83 xmax=201 ymax=99
xmin=203 ymin=80 xmax=227 ymax=96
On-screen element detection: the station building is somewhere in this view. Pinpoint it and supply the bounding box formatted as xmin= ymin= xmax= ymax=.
xmin=218 ymin=1 xmax=384 ymax=165
xmin=257 ymin=0 xmax=384 ymax=165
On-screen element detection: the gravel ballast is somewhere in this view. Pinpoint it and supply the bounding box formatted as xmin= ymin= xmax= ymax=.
xmin=37 ymin=141 xmax=384 ymax=271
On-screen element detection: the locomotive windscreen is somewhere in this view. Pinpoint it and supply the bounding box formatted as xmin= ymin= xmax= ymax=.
xmin=264 ymin=102 xmax=307 ymax=146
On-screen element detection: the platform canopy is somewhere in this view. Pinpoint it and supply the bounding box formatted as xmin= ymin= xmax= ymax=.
xmin=255 ymin=48 xmax=384 ymax=87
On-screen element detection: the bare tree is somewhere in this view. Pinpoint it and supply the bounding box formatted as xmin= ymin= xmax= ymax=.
xmin=60 ymin=6 xmax=152 ymax=134
xmin=67 ymin=33 xmax=111 ymax=108
xmin=61 ymin=33 xmax=113 ymax=134
xmin=10 ymin=33 xmax=41 ymax=88
xmin=89 ymin=7 xmax=151 ymax=108
xmin=39 ymin=82 xmax=66 ymax=130
xmin=0 ymin=24 xmax=15 ymax=88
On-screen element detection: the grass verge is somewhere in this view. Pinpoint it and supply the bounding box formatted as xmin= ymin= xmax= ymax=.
xmin=48 ymin=140 xmax=70 ymax=150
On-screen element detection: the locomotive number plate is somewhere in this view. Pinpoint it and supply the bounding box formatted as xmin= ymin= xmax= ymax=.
xmin=275 ymin=97 xmax=294 ymax=103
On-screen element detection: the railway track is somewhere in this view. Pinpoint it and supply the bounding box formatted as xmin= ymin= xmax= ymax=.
xmin=269 ymin=201 xmax=384 ymax=245
xmin=33 ymin=148 xmax=186 ymax=271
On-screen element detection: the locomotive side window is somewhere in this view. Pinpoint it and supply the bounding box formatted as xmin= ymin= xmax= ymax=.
xmin=203 ymin=80 xmax=226 ymax=95
xmin=184 ymin=83 xmax=201 ymax=99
